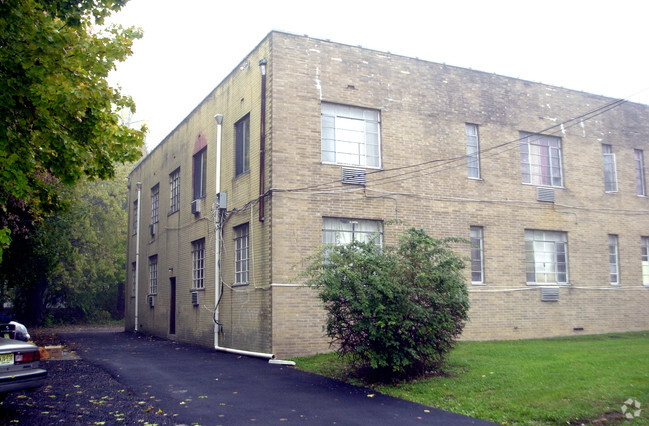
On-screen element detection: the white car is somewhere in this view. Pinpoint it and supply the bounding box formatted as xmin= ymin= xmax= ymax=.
xmin=0 ymin=338 xmax=47 ymax=399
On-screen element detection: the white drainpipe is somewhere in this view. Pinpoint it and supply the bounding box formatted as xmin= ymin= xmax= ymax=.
xmin=134 ymin=182 xmax=142 ymax=332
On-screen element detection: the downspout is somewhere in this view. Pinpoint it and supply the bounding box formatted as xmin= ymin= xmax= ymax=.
xmin=134 ymin=182 xmax=142 ymax=332
xmin=213 ymin=114 xmax=223 ymax=348
xmin=258 ymin=58 xmax=267 ymax=222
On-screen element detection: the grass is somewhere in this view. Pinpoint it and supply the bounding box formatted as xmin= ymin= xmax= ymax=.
xmin=292 ymin=332 xmax=649 ymax=425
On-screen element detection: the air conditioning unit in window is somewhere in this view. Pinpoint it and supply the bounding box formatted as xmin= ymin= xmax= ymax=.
xmin=149 ymin=223 xmax=156 ymax=236
xmin=191 ymin=291 xmax=199 ymax=306
xmin=191 ymin=199 xmax=201 ymax=215
xmin=147 ymin=295 xmax=155 ymax=308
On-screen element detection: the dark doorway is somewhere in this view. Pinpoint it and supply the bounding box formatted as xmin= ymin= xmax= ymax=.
xmin=169 ymin=277 xmax=176 ymax=335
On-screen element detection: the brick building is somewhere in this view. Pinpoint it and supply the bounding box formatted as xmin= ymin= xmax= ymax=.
xmin=126 ymin=31 xmax=649 ymax=358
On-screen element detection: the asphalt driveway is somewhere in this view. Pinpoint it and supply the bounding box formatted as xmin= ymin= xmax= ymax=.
xmin=60 ymin=330 xmax=494 ymax=425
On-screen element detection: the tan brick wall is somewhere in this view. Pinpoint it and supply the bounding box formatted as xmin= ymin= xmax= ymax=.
xmin=266 ymin=32 xmax=649 ymax=356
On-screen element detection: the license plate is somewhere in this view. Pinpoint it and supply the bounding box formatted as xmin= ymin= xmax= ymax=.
xmin=0 ymin=353 xmax=13 ymax=365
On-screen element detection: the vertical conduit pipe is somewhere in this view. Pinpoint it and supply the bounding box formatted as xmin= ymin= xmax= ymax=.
xmin=213 ymin=114 xmax=223 ymax=348
xmin=258 ymin=58 xmax=267 ymax=222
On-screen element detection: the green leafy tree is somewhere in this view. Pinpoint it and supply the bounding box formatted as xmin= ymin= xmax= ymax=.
xmin=304 ymin=228 xmax=470 ymax=381
xmin=1 ymin=162 xmax=134 ymax=325
xmin=0 ymin=0 xmax=145 ymax=260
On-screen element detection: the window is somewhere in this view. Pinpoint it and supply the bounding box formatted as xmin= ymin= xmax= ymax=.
xmin=466 ymin=124 xmax=481 ymax=179
xmin=322 ymin=217 xmax=383 ymax=246
xmin=602 ymin=144 xmax=618 ymax=192
xmin=169 ymin=168 xmax=180 ymax=214
xmin=191 ymin=239 xmax=205 ymax=289
xmin=234 ymin=224 xmax=249 ymax=285
xmin=635 ymin=149 xmax=646 ymax=196
xmin=642 ymin=237 xmax=649 ymax=285
xmin=525 ymin=230 xmax=568 ymax=284
xmin=520 ymin=132 xmax=563 ymax=187
xmin=321 ymin=103 xmax=381 ymax=168
xmin=151 ymin=184 xmax=159 ymax=225
xmin=149 ymin=256 xmax=158 ymax=295
xmin=132 ymin=200 xmax=138 ymax=235
xmin=131 ymin=262 xmax=136 ymax=297
xmin=193 ymin=148 xmax=207 ymax=200
xmin=609 ymin=234 xmax=619 ymax=285
xmin=470 ymin=226 xmax=484 ymax=284
xmin=235 ymin=115 xmax=250 ymax=176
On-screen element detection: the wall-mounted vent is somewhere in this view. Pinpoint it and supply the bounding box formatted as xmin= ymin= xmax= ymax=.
xmin=541 ymin=287 xmax=560 ymax=302
xmin=191 ymin=291 xmax=200 ymax=306
xmin=147 ymin=294 xmax=155 ymax=308
xmin=536 ymin=187 xmax=555 ymax=203
xmin=149 ymin=223 xmax=157 ymax=237
xmin=191 ymin=199 xmax=202 ymax=215
xmin=341 ymin=168 xmax=366 ymax=185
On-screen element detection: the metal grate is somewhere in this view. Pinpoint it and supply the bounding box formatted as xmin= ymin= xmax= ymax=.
xmin=536 ymin=187 xmax=555 ymax=203
xmin=541 ymin=287 xmax=560 ymax=302
xmin=341 ymin=168 xmax=366 ymax=185
xmin=191 ymin=291 xmax=199 ymax=306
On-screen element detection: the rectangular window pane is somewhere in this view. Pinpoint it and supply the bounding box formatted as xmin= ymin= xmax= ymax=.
xmin=466 ymin=124 xmax=480 ymax=179
xmin=235 ymin=116 xmax=250 ymax=176
xmin=525 ymin=230 xmax=568 ymax=284
xmin=642 ymin=237 xmax=649 ymax=285
xmin=169 ymin=168 xmax=180 ymax=214
xmin=151 ymin=184 xmax=159 ymax=224
xmin=520 ymin=132 xmax=563 ymax=187
xmin=602 ymin=144 xmax=618 ymax=192
xmin=234 ymin=224 xmax=249 ymax=285
xmin=635 ymin=149 xmax=646 ymax=196
xmin=321 ymin=103 xmax=381 ymax=168
xmin=192 ymin=239 xmax=205 ymax=289
xmin=608 ymin=234 xmax=619 ymax=285
xmin=322 ymin=217 xmax=383 ymax=247
xmin=149 ymin=256 xmax=158 ymax=294
xmin=470 ymin=226 xmax=484 ymax=283
xmin=193 ymin=149 xmax=207 ymax=199
xmin=132 ymin=200 xmax=138 ymax=235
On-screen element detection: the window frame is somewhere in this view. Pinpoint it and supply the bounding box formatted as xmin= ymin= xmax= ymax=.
xmin=519 ymin=132 xmax=563 ymax=188
xmin=609 ymin=234 xmax=620 ymax=285
xmin=149 ymin=255 xmax=158 ymax=295
xmin=193 ymin=148 xmax=207 ymax=200
xmin=131 ymin=262 xmax=136 ymax=298
xmin=169 ymin=168 xmax=180 ymax=214
xmin=641 ymin=237 xmax=649 ymax=286
xmin=322 ymin=217 xmax=383 ymax=247
xmin=470 ymin=226 xmax=484 ymax=284
xmin=235 ymin=115 xmax=250 ymax=177
xmin=234 ymin=224 xmax=250 ymax=286
xmin=466 ymin=124 xmax=481 ymax=179
xmin=191 ymin=238 xmax=205 ymax=290
xmin=151 ymin=184 xmax=159 ymax=225
xmin=132 ymin=200 xmax=138 ymax=235
xmin=321 ymin=103 xmax=381 ymax=169
xmin=525 ymin=229 xmax=569 ymax=284
xmin=635 ymin=149 xmax=646 ymax=196
xmin=602 ymin=144 xmax=618 ymax=193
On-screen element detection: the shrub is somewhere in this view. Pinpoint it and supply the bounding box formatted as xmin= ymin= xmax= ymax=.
xmin=304 ymin=228 xmax=470 ymax=381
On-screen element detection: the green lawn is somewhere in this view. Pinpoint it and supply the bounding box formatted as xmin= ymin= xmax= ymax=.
xmin=292 ymin=332 xmax=649 ymax=425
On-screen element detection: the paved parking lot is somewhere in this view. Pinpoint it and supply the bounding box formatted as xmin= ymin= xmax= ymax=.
xmin=59 ymin=330 xmax=494 ymax=425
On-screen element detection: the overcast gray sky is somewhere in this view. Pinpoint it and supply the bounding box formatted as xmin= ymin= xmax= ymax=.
xmin=108 ymin=0 xmax=649 ymax=151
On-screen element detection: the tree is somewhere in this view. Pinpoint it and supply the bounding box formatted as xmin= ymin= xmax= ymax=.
xmin=304 ymin=228 xmax=471 ymax=381
xmin=0 ymin=0 xmax=145 ymax=260
xmin=0 ymin=162 xmax=134 ymax=325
